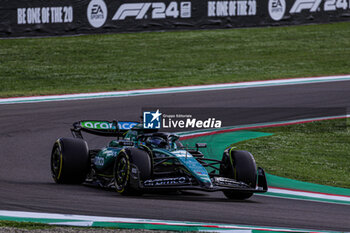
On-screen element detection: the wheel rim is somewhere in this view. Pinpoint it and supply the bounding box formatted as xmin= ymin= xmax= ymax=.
xmin=51 ymin=146 xmax=61 ymax=179
xmin=115 ymin=155 xmax=129 ymax=191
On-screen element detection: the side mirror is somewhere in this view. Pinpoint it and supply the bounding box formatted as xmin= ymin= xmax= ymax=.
xmin=196 ymin=143 xmax=207 ymax=150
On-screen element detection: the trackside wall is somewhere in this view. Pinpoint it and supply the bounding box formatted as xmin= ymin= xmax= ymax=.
xmin=1 ymin=0 xmax=350 ymax=37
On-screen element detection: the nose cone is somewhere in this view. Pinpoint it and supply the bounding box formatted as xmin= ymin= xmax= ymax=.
xmin=201 ymin=180 xmax=213 ymax=189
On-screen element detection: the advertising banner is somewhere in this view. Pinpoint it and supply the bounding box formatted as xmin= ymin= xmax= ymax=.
xmin=1 ymin=0 xmax=350 ymax=37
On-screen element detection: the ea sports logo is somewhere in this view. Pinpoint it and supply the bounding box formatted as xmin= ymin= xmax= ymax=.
xmin=87 ymin=0 xmax=107 ymax=28
xmin=268 ymin=0 xmax=286 ymax=21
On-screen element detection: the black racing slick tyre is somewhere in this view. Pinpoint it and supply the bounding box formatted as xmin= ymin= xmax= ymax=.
xmin=114 ymin=148 xmax=151 ymax=195
xmin=220 ymin=149 xmax=257 ymax=200
xmin=51 ymin=138 xmax=90 ymax=184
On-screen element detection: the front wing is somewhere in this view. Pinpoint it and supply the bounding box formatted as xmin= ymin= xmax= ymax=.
xmin=130 ymin=166 xmax=268 ymax=193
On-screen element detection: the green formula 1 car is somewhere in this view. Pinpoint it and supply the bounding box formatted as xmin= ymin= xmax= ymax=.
xmin=50 ymin=120 xmax=268 ymax=199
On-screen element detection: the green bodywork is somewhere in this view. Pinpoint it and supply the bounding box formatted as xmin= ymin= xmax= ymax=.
xmin=94 ymin=147 xmax=121 ymax=175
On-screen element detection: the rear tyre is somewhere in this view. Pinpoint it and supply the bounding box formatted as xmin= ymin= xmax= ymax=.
xmin=51 ymin=138 xmax=90 ymax=184
xmin=114 ymin=148 xmax=151 ymax=195
xmin=220 ymin=149 xmax=257 ymax=200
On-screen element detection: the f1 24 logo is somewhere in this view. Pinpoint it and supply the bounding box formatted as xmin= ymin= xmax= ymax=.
xmin=112 ymin=1 xmax=191 ymax=20
xmin=290 ymin=0 xmax=349 ymax=13
xmin=290 ymin=0 xmax=322 ymax=13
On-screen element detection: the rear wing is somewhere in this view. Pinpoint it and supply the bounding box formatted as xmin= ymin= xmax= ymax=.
xmin=71 ymin=120 xmax=139 ymax=138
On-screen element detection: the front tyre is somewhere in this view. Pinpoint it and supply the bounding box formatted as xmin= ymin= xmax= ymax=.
xmin=220 ymin=149 xmax=257 ymax=200
xmin=114 ymin=148 xmax=151 ymax=195
xmin=51 ymin=137 xmax=90 ymax=184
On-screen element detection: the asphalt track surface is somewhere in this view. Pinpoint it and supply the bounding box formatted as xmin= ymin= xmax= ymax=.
xmin=1 ymin=81 xmax=350 ymax=231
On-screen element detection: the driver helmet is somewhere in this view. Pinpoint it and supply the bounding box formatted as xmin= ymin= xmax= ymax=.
xmin=146 ymin=136 xmax=169 ymax=149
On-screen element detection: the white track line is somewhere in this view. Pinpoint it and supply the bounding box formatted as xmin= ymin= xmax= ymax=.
xmin=0 ymin=210 xmax=330 ymax=232
xmin=267 ymin=188 xmax=350 ymax=202
xmin=1 ymin=75 xmax=350 ymax=104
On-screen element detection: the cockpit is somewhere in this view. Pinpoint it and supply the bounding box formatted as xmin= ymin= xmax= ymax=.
xmin=139 ymin=132 xmax=181 ymax=150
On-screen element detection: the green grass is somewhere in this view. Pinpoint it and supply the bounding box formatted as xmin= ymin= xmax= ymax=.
xmin=1 ymin=22 xmax=350 ymax=97
xmin=0 ymin=220 xmax=172 ymax=232
xmin=0 ymin=220 xmax=54 ymax=229
xmin=234 ymin=119 xmax=350 ymax=188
